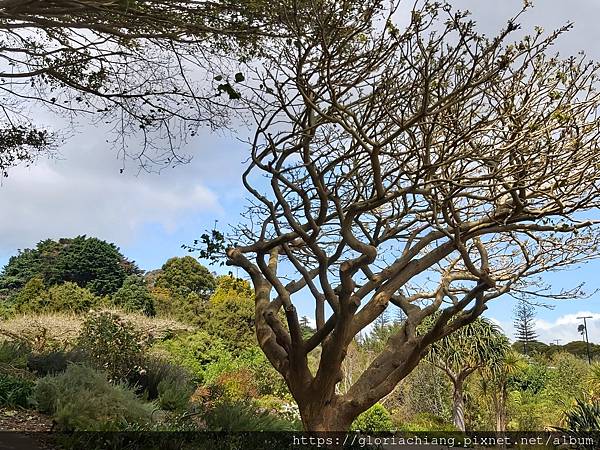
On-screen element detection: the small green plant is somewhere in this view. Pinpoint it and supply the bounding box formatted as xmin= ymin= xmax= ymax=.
xmin=351 ymin=403 xmax=394 ymax=432
xmin=77 ymin=311 xmax=143 ymax=381
xmin=0 ymin=340 xmax=30 ymax=369
xmin=0 ymin=373 xmax=34 ymax=407
xmin=34 ymin=364 xmax=154 ymax=431
xmin=396 ymin=412 xmax=457 ymax=432
xmin=157 ymin=377 xmax=194 ymax=411
xmin=555 ymin=399 xmax=600 ymax=450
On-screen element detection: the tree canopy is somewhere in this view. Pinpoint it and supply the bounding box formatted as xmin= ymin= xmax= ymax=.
xmin=0 ymin=0 xmax=296 ymax=174
xmin=425 ymin=317 xmax=509 ymax=431
xmin=154 ymin=256 xmax=216 ymax=299
xmin=193 ymin=0 xmax=600 ymax=431
xmin=112 ymin=275 xmax=155 ymax=317
xmin=0 ymin=236 xmax=139 ymax=296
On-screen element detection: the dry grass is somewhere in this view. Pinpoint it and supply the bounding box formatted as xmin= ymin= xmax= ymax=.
xmin=0 ymin=309 xmax=193 ymax=353
xmin=0 ymin=312 xmax=81 ymax=352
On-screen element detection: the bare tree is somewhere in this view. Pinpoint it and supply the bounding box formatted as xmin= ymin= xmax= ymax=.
xmin=195 ymin=0 xmax=600 ymax=431
xmin=0 ymin=0 xmax=291 ymax=173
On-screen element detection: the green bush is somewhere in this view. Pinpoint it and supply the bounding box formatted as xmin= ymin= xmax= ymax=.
xmin=47 ymin=282 xmax=99 ymax=313
xmin=77 ymin=311 xmax=143 ymax=381
xmin=129 ymin=356 xmax=193 ymax=401
xmin=351 ymin=403 xmax=394 ymax=432
xmin=157 ymin=377 xmax=194 ymax=411
xmin=236 ymin=346 xmax=288 ymax=397
xmin=34 ymin=364 xmax=154 ymax=430
xmin=556 ymin=399 xmax=600 ymax=450
xmin=112 ymin=275 xmax=155 ymax=317
xmin=203 ymin=401 xmax=299 ymax=431
xmin=396 ymin=412 xmax=457 ymax=432
xmin=155 ymin=332 xmax=287 ymax=399
xmin=0 ymin=340 xmax=30 ymax=369
xmin=13 ymin=277 xmax=49 ymax=313
xmin=27 ymin=349 xmax=85 ymax=376
xmin=0 ymin=373 xmax=34 ymax=407
xmin=154 ymin=331 xmax=227 ymax=382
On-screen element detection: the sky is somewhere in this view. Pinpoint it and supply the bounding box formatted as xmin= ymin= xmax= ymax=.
xmin=1 ymin=0 xmax=599 ymax=345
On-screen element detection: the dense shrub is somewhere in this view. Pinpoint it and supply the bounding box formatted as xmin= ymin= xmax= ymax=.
xmin=396 ymin=412 xmax=457 ymax=432
xmin=129 ymin=356 xmax=193 ymax=400
xmin=153 ymin=331 xmax=226 ymax=382
xmin=351 ymin=403 xmax=394 ymax=432
xmin=34 ymin=364 xmax=153 ymax=430
xmin=510 ymin=360 xmax=549 ymax=394
xmin=0 ymin=236 xmax=138 ymax=296
xmin=203 ymin=402 xmax=299 ymax=431
xmin=112 ymin=275 xmax=155 ymax=317
xmin=203 ymin=278 xmax=256 ymax=353
xmin=155 ymin=256 xmax=215 ymax=299
xmin=0 ymin=340 xmax=30 ymax=369
xmin=27 ymin=349 xmax=86 ymax=376
xmin=46 ymin=282 xmax=99 ymax=313
xmin=0 ymin=373 xmax=34 ymax=407
xmin=157 ymin=377 xmax=194 ymax=412
xmin=77 ymin=311 xmax=143 ymax=381
xmin=236 ymin=347 xmax=288 ymax=397
xmin=211 ymin=368 xmax=258 ymax=402
xmin=11 ymin=281 xmax=100 ymax=314
xmin=12 ymin=277 xmax=49 ymax=313
xmin=155 ymin=334 xmax=287 ymax=399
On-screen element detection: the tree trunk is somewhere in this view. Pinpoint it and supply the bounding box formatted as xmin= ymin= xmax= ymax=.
xmin=452 ymin=379 xmax=466 ymax=432
xmin=495 ymin=385 xmax=507 ymax=432
xmin=299 ymin=399 xmax=354 ymax=432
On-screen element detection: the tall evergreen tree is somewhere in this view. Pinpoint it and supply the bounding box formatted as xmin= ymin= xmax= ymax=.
xmin=0 ymin=236 xmax=139 ymax=297
xmin=513 ymin=299 xmax=538 ymax=356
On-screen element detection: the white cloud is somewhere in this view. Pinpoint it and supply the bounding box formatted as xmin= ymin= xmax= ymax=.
xmin=0 ymin=134 xmax=223 ymax=255
xmin=489 ymin=312 xmax=600 ymax=345
xmin=534 ymin=312 xmax=600 ymax=345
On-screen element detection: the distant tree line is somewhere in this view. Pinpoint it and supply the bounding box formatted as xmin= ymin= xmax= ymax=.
xmin=0 ymin=236 xmax=254 ymax=344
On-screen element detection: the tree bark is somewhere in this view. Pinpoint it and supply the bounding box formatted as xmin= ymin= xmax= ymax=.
xmin=452 ymin=378 xmax=466 ymax=432
xmin=495 ymin=385 xmax=507 ymax=432
xmin=299 ymin=397 xmax=354 ymax=432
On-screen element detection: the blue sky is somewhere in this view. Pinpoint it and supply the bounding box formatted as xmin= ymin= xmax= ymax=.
xmin=1 ymin=0 xmax=599 ymax=344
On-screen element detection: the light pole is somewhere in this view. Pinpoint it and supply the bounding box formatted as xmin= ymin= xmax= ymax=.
xmin=577 ymin=316 xmax=593 ymax=364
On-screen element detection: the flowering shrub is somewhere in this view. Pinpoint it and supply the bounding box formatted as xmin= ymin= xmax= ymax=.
xmin=77 ymin=311 xmax=144 ymax=381
xmin=212 ymin=368 xmax=258 ymax=402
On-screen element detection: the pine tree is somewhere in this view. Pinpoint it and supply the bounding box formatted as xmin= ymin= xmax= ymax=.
xmin=393 ymin=306 xmax=407 ymax=324
xmin=513 ymin=299 xmax=538 ymax=356
xmin=374 ymin=308 xmax=390 ymax=332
